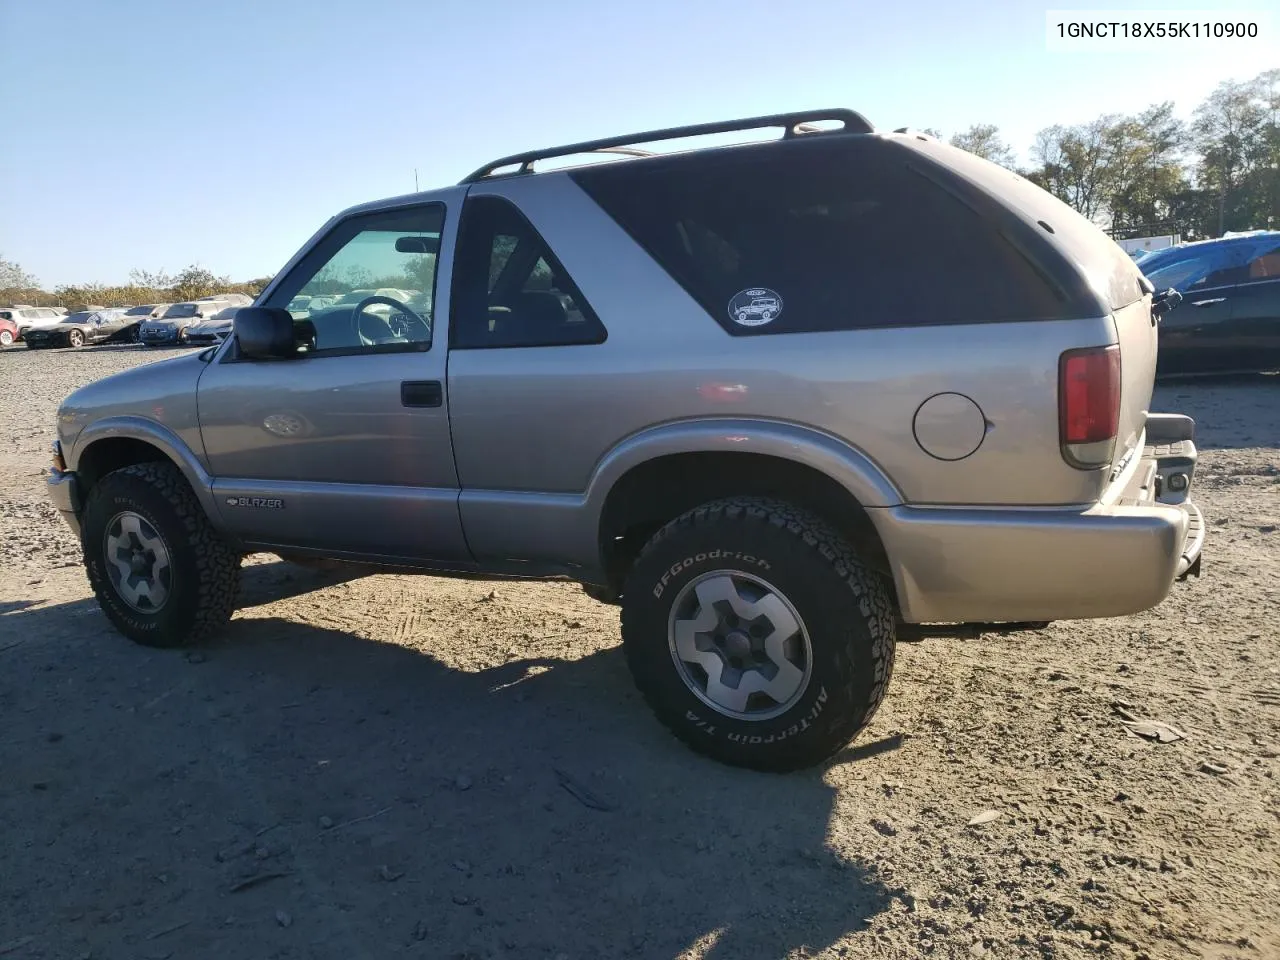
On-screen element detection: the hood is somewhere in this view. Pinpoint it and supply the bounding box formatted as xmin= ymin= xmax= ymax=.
xmin=57 ymin=352 xmax=209 ymax=459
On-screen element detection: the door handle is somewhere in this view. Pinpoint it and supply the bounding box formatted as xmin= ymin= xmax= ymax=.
xmin=400 ymin=380 xmax=442 ymax=408
xmin=1189 ymin=297 xmax=1226 ymax=306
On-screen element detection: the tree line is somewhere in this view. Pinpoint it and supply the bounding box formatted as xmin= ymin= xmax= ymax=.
xmin=2 ymin=67 xmax=1275 ymax=308
xmin=0 ymin=263 xmax=273 ymax=313
xmin=929 ymin=67 xmax=1277 ymax=239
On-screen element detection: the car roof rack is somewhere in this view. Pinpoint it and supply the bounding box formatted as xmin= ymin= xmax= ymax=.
xmin=460 ymin=108 xmax=874 ymax=183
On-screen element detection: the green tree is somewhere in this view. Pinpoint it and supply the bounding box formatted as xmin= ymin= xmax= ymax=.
xmin=1102 ymin=103 xmax=1189 ymax=235
xmin=1191 ymin=75 xmax=1270 ymax=234
xmin=1030 ymin=117 xmax=1119 ymax=222
xmin=949 ymin=123 xmax=1017 ymax=168
xmin=0 ymin=254 xmax=38 ymax=291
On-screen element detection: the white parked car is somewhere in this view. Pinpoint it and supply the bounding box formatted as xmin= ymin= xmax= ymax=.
xmin=2 ymin=306 xmax=66 ymax=341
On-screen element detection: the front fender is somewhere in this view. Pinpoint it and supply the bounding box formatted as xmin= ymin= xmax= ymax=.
xmin=69 ymin=416 xmax=226 ymax=533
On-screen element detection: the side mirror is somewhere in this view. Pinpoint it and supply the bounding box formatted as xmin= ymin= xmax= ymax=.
xmin=235 ymin=307 xmax=299 ymax=359
xmin=1152 ymin=287 xmax=1182 ymax=319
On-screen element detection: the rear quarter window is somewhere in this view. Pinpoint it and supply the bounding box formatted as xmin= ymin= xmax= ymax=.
xmin=571 ymin=136 xmax=1081 ymax=335
xmin=901 ymin=137 xmax=1148 ymax=311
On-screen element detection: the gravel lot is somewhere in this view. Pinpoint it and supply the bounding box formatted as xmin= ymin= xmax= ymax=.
xmin=0 ymin=344 xmax=1277 ymax=960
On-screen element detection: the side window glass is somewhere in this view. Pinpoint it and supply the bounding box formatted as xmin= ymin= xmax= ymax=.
xmin=1244 ymin=241 xmax=1280 ymax=282
xmin=450 ymin=196 xmax=605 ymax=349
xmin=1146 ymin=250 xmax=1241 ymax=292
xmin=261 ymin=204 xmax=444 ymax=357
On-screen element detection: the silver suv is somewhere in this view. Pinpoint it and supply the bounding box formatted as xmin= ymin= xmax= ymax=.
xmin=45 ymin=110 xmax=1203 ymax=771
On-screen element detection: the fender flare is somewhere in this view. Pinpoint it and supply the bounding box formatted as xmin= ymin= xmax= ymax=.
xmin=581 ymin=418 xmax=903 ymax=565
xmin=70 ymin=416 xmax=226 ymax=531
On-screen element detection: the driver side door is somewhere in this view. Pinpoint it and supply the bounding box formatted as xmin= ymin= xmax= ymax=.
xmin=195 ymin=191 xmax=471 ymax=563
xmin=1148 ymin=244 xmax=1245 ymax=375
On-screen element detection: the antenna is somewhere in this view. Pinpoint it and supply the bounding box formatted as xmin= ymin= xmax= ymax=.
xmin=414 ymin=168 xmax=419 ymax=192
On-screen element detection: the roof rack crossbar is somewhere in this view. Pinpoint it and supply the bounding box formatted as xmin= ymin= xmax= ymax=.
xmin=460 ymin=108 xmax=873 ymax=183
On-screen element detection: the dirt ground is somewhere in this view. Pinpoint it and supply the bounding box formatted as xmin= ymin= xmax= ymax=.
xmin=0 ymin=344 xmax=1276 ymax=960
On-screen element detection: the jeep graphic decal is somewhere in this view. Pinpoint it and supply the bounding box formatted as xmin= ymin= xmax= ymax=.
xmin=727 ymin=287 xmax=783 ymax=327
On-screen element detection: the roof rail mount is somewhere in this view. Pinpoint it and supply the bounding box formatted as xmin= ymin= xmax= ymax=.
xmin=461 ymin=108 xmax=874 ymax=183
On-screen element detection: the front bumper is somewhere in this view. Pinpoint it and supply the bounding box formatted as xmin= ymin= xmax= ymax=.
xmin=882 ymin=413 xmax=1203 ymax=624
xmin=185 ymin=331 xmax=229 ymax=346
xmin=47 ymin=466 xmax=81 ymax=538
xmin=139 ymin=328 xmax=182 ymax=344
xmin=23 ymin=332 xmax=69 ymax=348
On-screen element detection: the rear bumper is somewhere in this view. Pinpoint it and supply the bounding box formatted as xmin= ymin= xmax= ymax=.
xmin=882 ymin=415 xmax=1203 ymax=624
xmin=46 ymin=467 xmax=81 ymax=538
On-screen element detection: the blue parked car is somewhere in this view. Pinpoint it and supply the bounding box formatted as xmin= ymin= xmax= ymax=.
xmin=1140 ymin=231 xmax=1280 ymax=377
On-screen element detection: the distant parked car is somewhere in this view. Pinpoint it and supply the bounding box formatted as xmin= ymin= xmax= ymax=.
xmin=3 ymin=306 xmax=65 ymax=341
xmin=115 ymin=304 xmax=171 ymax=342
xmin=0 ymin=314 xmax=19 ymax=347
xmin=183 ymin=306 xmax=241 ymax=346
xmin=139 ymin=300 xmax=234 ymax=345
xmin=196 ymin=292 xmax=254 ymax=307
xmin=23 ymin=309 xmax=133 ymax=349
xmin=1140 ymin=230 xmax=1280 ymax=376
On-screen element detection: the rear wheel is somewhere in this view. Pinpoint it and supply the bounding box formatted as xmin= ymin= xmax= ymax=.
xmin=81 ymin=461 xmax=241 ymax=647
xmin=620 ymin=497 xmax=896 ymax=772
xmin=0 ymin=330 xmax=12 ymax=347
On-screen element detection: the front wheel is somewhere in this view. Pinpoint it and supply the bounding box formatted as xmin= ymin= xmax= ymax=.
xmin=81 ymin=461 xmax=241 ymax=647
xmin=621 ymin=497 xmax=896 ymax=772
xmin=0 ymin=330 xmax=12 ymax=347
xmin=67 ymin=329 xmax=85 ymax=347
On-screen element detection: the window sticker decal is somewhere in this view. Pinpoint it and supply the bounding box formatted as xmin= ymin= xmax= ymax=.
xmin=728 ymin=288 xmax=783 ymax=326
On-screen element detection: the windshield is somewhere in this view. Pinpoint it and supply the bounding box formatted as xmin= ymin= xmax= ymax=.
xmin=162 ymin=303 xmax=198 ymax=319
xmin=62 ymin=312 xmax=95 ymax=323
xmin=124 ymin=305 xmax=155 ymax=316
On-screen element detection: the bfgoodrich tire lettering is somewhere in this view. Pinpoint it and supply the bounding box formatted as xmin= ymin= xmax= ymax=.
xmin=621 ymin=497 xmax=896 ymax=772
xmin=81 ymin=461 xmax=241 ymax=648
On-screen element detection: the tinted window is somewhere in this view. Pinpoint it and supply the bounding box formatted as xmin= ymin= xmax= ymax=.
xmin=1143 ymin=246 xmax=1243 ymax=291
xmin=124 ymin=305 xmax=155 ymax=316
xmin=1244 ymin=239 xmax=1280 ymax=282
xmin=0 ymin=311 xmax=10 ymax=320
xmin=260 ymin=203 xmax=442 ymax=356
xmin=572 ymin=137 xmax=1078 ymax=335
xmin=450 ymin=195 xmax=605 ymax=349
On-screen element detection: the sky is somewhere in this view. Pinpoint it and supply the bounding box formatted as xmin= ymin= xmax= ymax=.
xmin=2 ymin=0 xmax=1275 ymax=288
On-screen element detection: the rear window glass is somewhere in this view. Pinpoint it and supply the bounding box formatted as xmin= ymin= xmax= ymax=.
xmin=571 ymin=137 xmax=1077 ymax=335
xmin=903 ymin=138 xmax=1147 ymax=311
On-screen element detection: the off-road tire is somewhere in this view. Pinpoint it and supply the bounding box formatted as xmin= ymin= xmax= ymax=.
xmin=620 ymin=497 xmax=896 ymax=772
xmin=82 ymin=461 xmax=241 ymax=648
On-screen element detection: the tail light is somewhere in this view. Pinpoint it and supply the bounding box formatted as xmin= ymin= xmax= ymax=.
xmin=1059 ymin=344 xmax=1120 ymax=469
